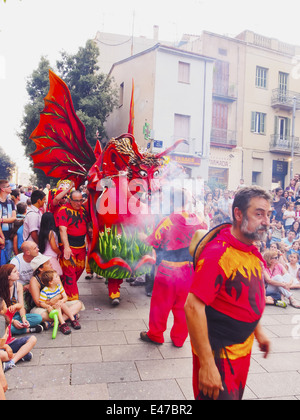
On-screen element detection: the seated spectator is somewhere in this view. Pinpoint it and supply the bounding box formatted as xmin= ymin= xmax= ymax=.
xmin=286 ymin=188 xmax=296 ymax=203
xmin=0 ymin=264 xmax=43 ymax=336
xmin=289 ymin=221 xmax=300 ymax=239
xmin=29 ymin=255 xmax=84 ymax=326
xmin=281 ymin=230 xmax=296 ymax=252
xmin=0 ymin=300 xmax=8 ymax=399
xmin=10 ymin=241 xmax=39 ymax=296
xmin=283 ymin=202 xmax=295 ymax=232
xmin=269 ymin=242 xmax=288 ymax=267
xmin=0 ymin=295 xmax=37 ymax=373
xmin=263 ymin=250 xmax=300 ymax=308
xmin=278 ymin=242 xmax=289 ymax=268
xmin=38 ymin=212 xmax=62 ymax=276
xmin=286 ymin=253 xmax=300 ymax=289
xmin=268 ymin=219 xmax=285 ymax=244
xmin=39 ymin=270 xmax=81 ymax=335
xmin=295 ymin=204 xmax=300 ymax=222
xmin=287 ymin=240 xmax=300 ymax=259
xmin=285 ymin=178 xmax=296 ymax=193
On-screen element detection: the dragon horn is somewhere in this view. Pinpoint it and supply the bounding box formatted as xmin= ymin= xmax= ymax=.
xmin=155 ymin=139 xmax=188 ymax=158
xmin=94 ymin=140 xmax=102 ymax=159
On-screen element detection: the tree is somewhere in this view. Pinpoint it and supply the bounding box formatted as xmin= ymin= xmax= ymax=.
xmin=0 ymin=147 xmax=15 ymax=179
xmin=18 ymin=40 xmax=118 ymax=185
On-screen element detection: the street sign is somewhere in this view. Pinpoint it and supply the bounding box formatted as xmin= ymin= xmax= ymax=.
xmin=153 ymin=140 xmax=163 ymax=148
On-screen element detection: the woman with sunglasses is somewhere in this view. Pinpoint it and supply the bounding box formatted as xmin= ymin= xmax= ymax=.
xmin=263 ymin=250 xmax=300 ymax=308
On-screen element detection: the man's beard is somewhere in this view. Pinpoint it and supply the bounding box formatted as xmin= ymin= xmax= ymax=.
xmin=240 ymin=216 xmax=268 ymax=242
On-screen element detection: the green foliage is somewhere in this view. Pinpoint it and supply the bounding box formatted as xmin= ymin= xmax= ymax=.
xmin=0 ymin=147 xmax=15 ymax=179
xmin=18 ymin=40 xmax=118 ymax=185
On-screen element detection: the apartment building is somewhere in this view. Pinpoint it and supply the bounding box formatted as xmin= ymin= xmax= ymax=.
xmin=182 ymin=30 xmax=300 ymax=190
xmin=104 ymin=43 xmax=214 ymax=180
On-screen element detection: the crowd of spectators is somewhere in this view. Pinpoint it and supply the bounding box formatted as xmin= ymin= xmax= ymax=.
xmin=0 ymin=180 xmax=86 ymax=399
xmin=202 ymin=176 xmax=300 ymax=309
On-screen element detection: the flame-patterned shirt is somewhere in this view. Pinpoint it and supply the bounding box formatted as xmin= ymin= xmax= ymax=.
xmin=56 ymin=203 xmax=90 ymax=248
xmin=190 ymin=226 xmax=266 ymax=323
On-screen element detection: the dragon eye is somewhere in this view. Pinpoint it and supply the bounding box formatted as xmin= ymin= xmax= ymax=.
xmin=139 ymin=170 xmax=148 ymax=178
xmin=153 ymin=170 xmax=160 ymax=178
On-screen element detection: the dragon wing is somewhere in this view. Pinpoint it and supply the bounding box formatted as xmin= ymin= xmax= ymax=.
xmin=30 ymin=70 xmax=96 ymax=187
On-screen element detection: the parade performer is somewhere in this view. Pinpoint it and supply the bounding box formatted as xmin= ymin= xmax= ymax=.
xmin=140 ymin=188 xmax=207 ymax=347
xmin=185 ymin=186 xmax=271 ymax=400
xmin=30 ymin=70 xmax=185 ymax=305
xmin=47 ymin=179 xmax=74 ymax=221
xmin=56 ymin=190 xmax=90 ymax=300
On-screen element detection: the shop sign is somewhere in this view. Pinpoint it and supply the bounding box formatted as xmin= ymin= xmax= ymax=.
xmin=169 ymin=154 xmax=201 ymax=167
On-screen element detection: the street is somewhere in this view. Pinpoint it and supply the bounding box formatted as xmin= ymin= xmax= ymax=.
xmin=5 ymin=272 xmax=300 ymax=400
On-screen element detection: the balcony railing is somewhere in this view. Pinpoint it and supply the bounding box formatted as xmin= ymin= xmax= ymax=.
xmin=212 ymin=84 xmax=237 ymax=102
xmin=210 ymin=128 xmax=237 ymax=148
xmin=271 ymin=89 xmax=300 ymax=110
xmin=270 ymin=134 xmax=300 ymax=154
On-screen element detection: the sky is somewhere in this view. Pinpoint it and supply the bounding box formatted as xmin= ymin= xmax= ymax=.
xmin=1 ymin=0 xmax=300 ymax=177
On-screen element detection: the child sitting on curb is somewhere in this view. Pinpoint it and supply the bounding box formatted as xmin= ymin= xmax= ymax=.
xmin=39 ymin=270 xmax=81 ymax=335
xmin=0 ymin=297 xmax=37 ymax=373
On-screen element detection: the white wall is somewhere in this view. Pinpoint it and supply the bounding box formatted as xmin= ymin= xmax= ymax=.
xmin=152 ymin=48 xmax=213 ymax=178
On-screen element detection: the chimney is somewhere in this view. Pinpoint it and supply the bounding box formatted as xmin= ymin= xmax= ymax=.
xmin=153 ymin=25 xmax=159 ymax=42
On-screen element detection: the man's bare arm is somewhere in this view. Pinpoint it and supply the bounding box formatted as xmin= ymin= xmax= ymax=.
xmin=185 ymin=293 xmax=224 ymax=400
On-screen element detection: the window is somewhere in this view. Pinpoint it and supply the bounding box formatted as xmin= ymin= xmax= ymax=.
xmin=274 ymin=116 xmax=291 ymax=140
xmin=213 ymin=60 xmax=229 ymax=96
xmin=256 ymin=66 xmax=268 ymax=88
xmin=252 ymin=171 xmax=262 ymax=185
xmin=119 ymin=82 xmax=124 ymax=107
xmin=178 ymin=61 xmax=190 ymax=84
xmin=174 ymin=114 xmax=190 ymax=152
xmin=174 ymin=113 xmax=190 ymax=139
xmin=279 ymin=72 xmax=288 ymax=92
xmin=212 ymin=103 xmax=228 ymax=130
xmin=251 ymin=112 xmax=266 ymax=134
xmin=218 ymin=48 xmax=227 ymax=56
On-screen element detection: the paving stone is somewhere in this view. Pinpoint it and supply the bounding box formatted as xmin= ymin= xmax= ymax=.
xmin=97 ymin=319 xmax=147 ymax=332
xmin=38 ymin=346 xmax=102 ymax=365
xmin=107 ymin=379 xmax=185 ymax=400
xmin=6 ymin=364 xmax=71 ymax=389
xmin=6 ymin=383 xmax=109 ymax=400
xmin=71 ymin=361 xmax=140 ymax=385
xmin=246 ymin=371 xmax=300 ymax=399
xmin=71 ymin=331 xmax=127 ymax=346
xmin=101 ymin=344 xmax=162 ymax=362
xmin=136 ymin=358 xmax=193 ymax=381
xmin=252 ymin=352 xmax=300 ymax=373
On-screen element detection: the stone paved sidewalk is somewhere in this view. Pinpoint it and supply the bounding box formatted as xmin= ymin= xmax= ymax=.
xmin=4 ymin=273 xmax=300 ymax=400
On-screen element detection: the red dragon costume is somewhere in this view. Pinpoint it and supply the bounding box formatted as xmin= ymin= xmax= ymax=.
xmin=30 ymin=70 xmax=186 ymax=303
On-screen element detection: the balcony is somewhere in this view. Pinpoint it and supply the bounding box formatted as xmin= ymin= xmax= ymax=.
xmin=270 ymin=134 xmax=300 ymax=154
xmin=271 ymin=89 xmax=300 ymax=111
xmin=212 ymin=84 xmax=237 ymax=102
xmin=210 ymin=128 xmax=237 ymax=148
